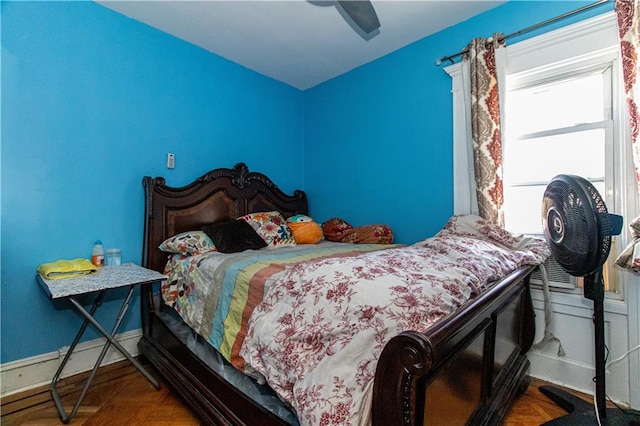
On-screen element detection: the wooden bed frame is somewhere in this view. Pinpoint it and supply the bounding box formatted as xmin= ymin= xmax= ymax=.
xmin=139 ymin=162 xmax=537 ymax=425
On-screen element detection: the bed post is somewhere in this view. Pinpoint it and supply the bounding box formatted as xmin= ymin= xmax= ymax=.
xmin=141 ymin=176 xmax=156 ymax=336
xmin=372 ymin=331 xmax=433 ymax=425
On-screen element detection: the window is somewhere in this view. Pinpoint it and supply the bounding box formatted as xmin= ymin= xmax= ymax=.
xmin=500 ymin=23 xmax=637 ymax=296
xmin=504 ymin=64 xmax=617 ymax=293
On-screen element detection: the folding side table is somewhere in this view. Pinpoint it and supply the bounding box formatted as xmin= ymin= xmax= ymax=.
xmin=37 ymin=262 xmax=166 ymax=424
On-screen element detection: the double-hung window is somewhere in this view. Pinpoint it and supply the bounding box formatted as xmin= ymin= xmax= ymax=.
xmin=503 ymin=63 xmax=617 ymax=293
xmin=498 ymin=11 xmax=640 ymax=298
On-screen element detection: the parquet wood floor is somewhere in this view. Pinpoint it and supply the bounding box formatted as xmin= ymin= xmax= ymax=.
xmin=0 ymin=358 xmax=615 ymax=425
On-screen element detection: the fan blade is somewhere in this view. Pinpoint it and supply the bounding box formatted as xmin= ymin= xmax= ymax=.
xmin=337 ymin=1 xmax=380 ymax=34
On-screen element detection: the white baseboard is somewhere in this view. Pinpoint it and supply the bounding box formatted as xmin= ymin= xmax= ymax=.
xmin=529 ymin=350 xmax=596 ymax=396
xmin=0 ymin=328 xmax=142 ymax=398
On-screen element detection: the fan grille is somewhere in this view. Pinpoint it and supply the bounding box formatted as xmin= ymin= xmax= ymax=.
xmin=585 ymin=182 xmax=612 ymax=261
xmin=542 ymin=175 xmax=611 ymax=277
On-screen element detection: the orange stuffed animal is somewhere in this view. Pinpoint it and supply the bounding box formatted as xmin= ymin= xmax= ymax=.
xmin=287 ymin=214 xmax=323 ymax=244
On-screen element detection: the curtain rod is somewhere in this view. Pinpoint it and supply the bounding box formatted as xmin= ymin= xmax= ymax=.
xmin=435 ymin=0 xmax=610 ymax=66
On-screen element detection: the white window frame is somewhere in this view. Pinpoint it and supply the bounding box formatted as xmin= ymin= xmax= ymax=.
xmin=505 ymin=52 xmax=619 ymax=296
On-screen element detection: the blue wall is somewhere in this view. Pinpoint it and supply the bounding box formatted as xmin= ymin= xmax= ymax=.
xmin=1 ymin=1 xmax=304 ymax=363
xmin=1 ymin=0 xmax=613 ymax=364
xmin=303 ymin=0 xmax=613 ymax=243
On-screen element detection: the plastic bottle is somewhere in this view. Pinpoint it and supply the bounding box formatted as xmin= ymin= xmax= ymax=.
xmin=92 ymin=240 xmax=105 ymax=267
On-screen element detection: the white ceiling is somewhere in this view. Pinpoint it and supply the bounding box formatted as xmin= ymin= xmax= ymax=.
xmin=96 ymin=0 xmax=505 ymax=90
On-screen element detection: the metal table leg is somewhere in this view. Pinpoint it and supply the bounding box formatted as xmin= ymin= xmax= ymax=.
xmin=50 ymin=286 xmax=160 ymax=424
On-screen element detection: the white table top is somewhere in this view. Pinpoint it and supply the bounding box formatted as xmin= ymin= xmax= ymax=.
xmin=38 ymin=263 xmax=167 ymax=299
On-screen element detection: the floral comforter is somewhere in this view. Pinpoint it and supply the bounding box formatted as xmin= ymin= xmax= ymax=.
xmin=239 ymin=215 xmax=550 ymax=425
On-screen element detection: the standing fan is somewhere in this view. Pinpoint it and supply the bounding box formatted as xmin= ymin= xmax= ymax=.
xmin=539 ymin=174 xmax=640 ymax=424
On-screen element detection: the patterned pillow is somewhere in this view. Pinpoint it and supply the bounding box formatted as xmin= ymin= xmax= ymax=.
xmin=159 ymin=231 xmax=216 ymax=255
xmin=239 ymin=211 xmax=297 ymax=249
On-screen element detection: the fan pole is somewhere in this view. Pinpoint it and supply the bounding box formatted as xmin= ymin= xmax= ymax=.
xmin=584 ymin=270 xmax=607 ymax=420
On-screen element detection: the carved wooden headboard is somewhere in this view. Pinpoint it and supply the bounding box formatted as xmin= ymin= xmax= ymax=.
xmin=142 ymin=163 xmax=308 ymax=273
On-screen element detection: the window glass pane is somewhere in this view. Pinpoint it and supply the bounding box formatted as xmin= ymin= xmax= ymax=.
xmin=504 ymin=128 xmax=605 ymax=183
xmin=504 ymin=181 xmax=606 ymax=235
xmin=504 ymin=185 xmax=547 ymax=234
xmin=507 ymin=72 xmax=607 ymax=136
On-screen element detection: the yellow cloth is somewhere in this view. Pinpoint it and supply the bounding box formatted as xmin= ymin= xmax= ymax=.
xmin=37 ymin=258 xmax=98 ymax=280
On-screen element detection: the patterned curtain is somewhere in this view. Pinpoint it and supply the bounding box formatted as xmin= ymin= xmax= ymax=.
xmin=615 ymin=0 xmax=640 ymax=271
xmin=616 ymin=0 xmax=640 ymax=190
xmin=464 ymin=35 xmax=506 ymax=226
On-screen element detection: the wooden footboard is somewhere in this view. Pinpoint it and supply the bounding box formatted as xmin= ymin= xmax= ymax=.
xmin=372 ymin=265 xmax=535 ymax=426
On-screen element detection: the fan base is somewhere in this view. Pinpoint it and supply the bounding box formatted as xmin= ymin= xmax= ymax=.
xmin=540 ymin=385 xmax=640 ymax=425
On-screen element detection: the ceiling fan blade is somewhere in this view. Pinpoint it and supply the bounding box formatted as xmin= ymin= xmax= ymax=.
xmin=337 ymin=1 xmax=380 ymax=34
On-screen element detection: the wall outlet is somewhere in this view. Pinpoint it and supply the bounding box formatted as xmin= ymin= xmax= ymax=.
xmin=166 ymin=153 xmax=175 ymax=169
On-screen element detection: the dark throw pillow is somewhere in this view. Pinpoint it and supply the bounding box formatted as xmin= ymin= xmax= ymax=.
xmin=202 ymin=220 xmax=267 ymax=253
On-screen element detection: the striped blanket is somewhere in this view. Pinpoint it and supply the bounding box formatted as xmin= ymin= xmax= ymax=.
xmin=162 ymin=242 xmax=397 ymax=370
